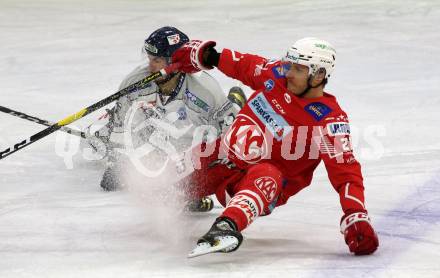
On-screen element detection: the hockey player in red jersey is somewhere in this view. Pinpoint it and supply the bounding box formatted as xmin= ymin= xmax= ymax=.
xmin=171 ymin=37 xmax=379 ymax=257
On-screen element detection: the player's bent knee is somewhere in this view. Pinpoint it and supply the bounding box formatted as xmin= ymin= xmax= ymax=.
xmin=247 ymin=163 xmax=283 ymax=201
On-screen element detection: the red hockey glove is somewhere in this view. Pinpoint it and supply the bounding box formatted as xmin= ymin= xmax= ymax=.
xmin=171 ymin=40 xmax=216 ymax=73
xmin=340 ymin=211 xmax=379 ymax=255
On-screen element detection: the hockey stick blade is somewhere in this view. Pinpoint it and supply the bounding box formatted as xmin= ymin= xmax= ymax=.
xmin=187 ymin=236 xmax=239 ymax=258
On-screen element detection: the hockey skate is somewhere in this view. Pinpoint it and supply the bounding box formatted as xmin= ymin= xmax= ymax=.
xmin=185 ymin=196 xmax=214 ymax=212
xmin=188 ymin=217 xmax=243 ymax=258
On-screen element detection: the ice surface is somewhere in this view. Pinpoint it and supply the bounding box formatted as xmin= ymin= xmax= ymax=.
xmin=1 ymin=0 xmax=440 ymax=277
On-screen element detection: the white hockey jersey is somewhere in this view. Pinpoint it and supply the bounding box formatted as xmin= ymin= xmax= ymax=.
xmin=87 ymin=65 xmax=239 ymax=178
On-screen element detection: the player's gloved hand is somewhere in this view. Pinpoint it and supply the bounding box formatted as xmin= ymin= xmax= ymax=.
xmin=228 ymin=86 xmax=247 ymax=109
xmin=340 ymin=211 xmax=379 ymax=255
xmin=171 ymin=40 xmax=216 ymax=73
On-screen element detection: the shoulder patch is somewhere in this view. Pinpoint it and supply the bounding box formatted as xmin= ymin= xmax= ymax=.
xmin=271 ymin=65 xmax=285 ymax=79
xmin=304 ymin=102 xmax=332 ymax=121
xmin=264 ymin=79 xmax=275 ymax=91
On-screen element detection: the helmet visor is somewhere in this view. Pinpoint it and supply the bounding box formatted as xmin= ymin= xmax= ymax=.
xmin=144 ymin=42 xmax=159 ymax=56
xmin=280 ymin=58 xmax=312 ymax=77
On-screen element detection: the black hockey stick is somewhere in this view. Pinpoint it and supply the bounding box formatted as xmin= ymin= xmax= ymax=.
xmin=0 ymin=105 xmax=86 ymax=138
xmin=0 ymin=64 xmax=179 ymax=160
xmin=0 ymin=104 xmax=124 ymax=151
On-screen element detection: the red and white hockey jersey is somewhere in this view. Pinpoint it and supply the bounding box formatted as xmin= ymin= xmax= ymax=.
xmin=206 ymin=49 xmax=367 ymax=214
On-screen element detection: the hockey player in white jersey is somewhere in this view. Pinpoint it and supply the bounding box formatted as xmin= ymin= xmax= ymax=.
xmin=86 ymin=26 xmax=245 ymax=212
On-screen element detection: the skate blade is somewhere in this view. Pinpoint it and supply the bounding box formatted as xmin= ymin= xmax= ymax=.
xmin=187 ymin=237 xmax=238 ymax=258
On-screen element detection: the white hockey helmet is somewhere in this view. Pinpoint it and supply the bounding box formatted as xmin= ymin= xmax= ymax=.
xmin=283 ymin=37 xmax=336 ymax=79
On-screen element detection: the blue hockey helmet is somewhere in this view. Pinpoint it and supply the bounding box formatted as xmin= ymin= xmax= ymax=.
xmin=144 ymin=26 xmax=189 ymax=58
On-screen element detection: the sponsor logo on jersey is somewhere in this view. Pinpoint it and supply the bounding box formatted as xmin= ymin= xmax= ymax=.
xmin=271 ymin=99 xmax=286 ymax=114
xmin=284 ymin=93 xmax=292 ymax=103
xmin=223 ymin=114 xmax=268 ymax=164
xmin=304 ymin=102 xmax=332 ymax=121
xmin=264 ymin=79 xmax=275 ymax=91
xmin=167 ymin=34 xmax=180 ymax=45
xmin=327 ymin=122 xmax=350 ymax=136
xmin=254 ymin=176 xmax=278 ymax=202
xmin=184 ymin=89 xmax=210 ymax=112
xmin=249 ymin=93 xmax=291 ymax=141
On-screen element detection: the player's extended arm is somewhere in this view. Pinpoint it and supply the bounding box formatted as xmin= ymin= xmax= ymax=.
xmin=317 ymin=123 xmax=379 ymax=255
xmin=171 ymin=40 xmax=267 ymax=90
